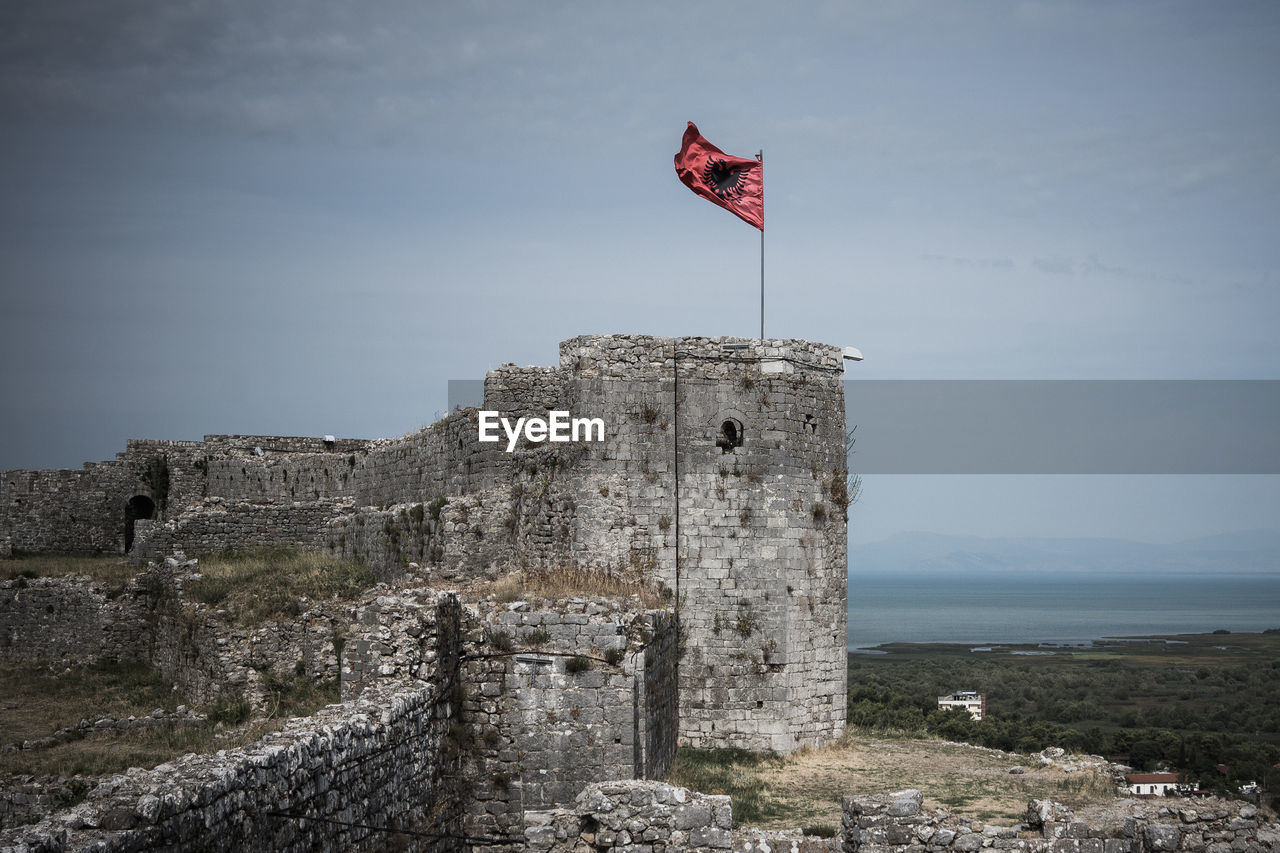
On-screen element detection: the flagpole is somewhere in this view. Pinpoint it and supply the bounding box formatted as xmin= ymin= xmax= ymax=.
xmin=758 ymin=148 xmax=764 ymax=341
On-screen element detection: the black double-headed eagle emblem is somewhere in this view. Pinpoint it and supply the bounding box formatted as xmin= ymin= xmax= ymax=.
xmin=700 ymin=158 xmax=755 ymax=201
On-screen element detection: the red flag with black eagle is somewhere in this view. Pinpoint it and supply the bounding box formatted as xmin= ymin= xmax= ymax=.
xmin=674 ymin=122 xmax=763 ymax=230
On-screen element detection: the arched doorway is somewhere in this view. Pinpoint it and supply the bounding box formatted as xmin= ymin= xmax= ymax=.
xmin=124 ymin=495 xmax=156 ymax=553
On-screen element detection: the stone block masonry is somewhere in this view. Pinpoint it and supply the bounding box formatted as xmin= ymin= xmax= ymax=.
xmin=0 ymin=681 xmax=466 ymax=852
xmin=340 ymin=588 xmax=680 ymax=848
xmin=1 ymin=333 xmax=853 ymax=755
xmin=0 ymin=576 xmax=147 ymax=667
xmin=1 ymin=560 xmax=350 ymax=711
xmin=840 ymin=789 xmax=1279 ymax=853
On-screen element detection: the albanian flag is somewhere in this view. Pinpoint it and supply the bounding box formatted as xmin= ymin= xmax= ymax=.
xmin=674 ymin=122 xmax=763 ymax=230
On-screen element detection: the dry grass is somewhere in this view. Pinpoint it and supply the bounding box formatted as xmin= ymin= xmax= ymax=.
xmin=186 ymin=546 xmax=376 ymax=625
xmin=667 ymin=733 xmax=1122 ymax=832
xmin=0 ymin=661 xmax=175 ymax=746
xmin=3 ymin=554 xmax=139 ymax=589
xmin=474 ymin=565 xmax=670 ymax=609
xmin=0 ymin=718 xmax=278 ymax=780
xmin=0 ymin=661 xmax=327 ymax=780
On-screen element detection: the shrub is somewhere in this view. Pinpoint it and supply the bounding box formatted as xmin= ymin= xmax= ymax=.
xmin=521 ymin=627 xmax=551 ymax=648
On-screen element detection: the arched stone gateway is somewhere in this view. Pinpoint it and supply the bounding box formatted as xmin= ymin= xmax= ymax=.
xmin=124 ymin=494 xmax=155 ymax=552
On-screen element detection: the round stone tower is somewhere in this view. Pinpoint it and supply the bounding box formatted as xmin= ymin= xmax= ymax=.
xmin=555 ymin=335 xmax=849 ymax=752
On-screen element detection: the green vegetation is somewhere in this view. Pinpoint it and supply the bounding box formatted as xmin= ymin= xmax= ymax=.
xmin=3 ymin=553 xmax=138 ymax=591
xmin=186 ymin=546 xmax=376 ymax=624
xmin=847 ymin=632 xmax=1280 ymax=799
xmin=0 ymin=660 xmax=328 ymax=781
xmin=664 ymin=748 xmax=786 ymax=824
xmin=0 ymin=661 xmax=175 ymax=745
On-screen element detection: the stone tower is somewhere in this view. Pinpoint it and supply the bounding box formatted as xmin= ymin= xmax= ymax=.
xmin=545 ymin=335 xmax=850 ymax=752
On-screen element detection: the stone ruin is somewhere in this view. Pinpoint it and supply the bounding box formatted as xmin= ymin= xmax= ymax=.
xmin=2 ymin=334 xmax=1277 ymax=850
xmin=0 ymin=334 xmax=852 ymax=849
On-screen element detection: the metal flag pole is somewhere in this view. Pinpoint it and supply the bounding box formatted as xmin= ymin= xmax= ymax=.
xmin=758 ymin=148 xmax=764 ymax=341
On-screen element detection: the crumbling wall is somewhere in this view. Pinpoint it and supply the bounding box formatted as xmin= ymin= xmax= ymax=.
xmin=0 ymin=682 xmax=466 ymax=852
xmin=0 ymin=576 xmax=147 ymax=666
xmin=2 ymin=464 xmax=130 ymax=554
xmin=0 ymin=561 xmax=349 ymax=711
xmin=524 ymin=781 xmax=733 ymax=851
xmin=339 ymin=590 xmax=680 ymax=850
xmin=459 ymin=599 xmax=679 ymax=848
xmin=130 ymin=498 xmax=355 ymax=563
xmin=339 ymin=588 xmax=463 ymax=701
xmin=840 ymin=789 xmax=1280 ymax=853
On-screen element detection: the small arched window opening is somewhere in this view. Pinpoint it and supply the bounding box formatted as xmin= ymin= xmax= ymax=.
xmin=124 ymin=495 xmax=156 ymax=553
xmin=716 ymin=418 xmax=744 ymax=453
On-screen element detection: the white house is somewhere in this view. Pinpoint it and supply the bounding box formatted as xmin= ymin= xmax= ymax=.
xmin=937 ymin=690 xmax=985 ymax=721
xmin=1125 ymin=773 xmax=1182 ymax=796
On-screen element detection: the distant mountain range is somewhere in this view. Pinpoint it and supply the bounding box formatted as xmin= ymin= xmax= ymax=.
xmin=850 ymin=530 xmax=1280 ymax=577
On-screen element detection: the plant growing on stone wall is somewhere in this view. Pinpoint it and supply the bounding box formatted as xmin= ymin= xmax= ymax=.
xmin=735 ymin=608 xmax=757 ymax=637
xmin=565 ymin=655 xmax=593 ymax=674
xmin=604 ymin=647 xmax=625 ymax=666
xmin=812 ymin=502 xmax=828 ymax=522
xmin=841 ymin=425 xmax=862 ymax=518
xmin=489 ymin=630 xmax=513 ymax=653
xmin=713 ymin=612 xmax=723 ymax=635
xmin=738 ymin=507 xmax=751 ymax=527
xmin=521 ymin=627 xmax=551 ymax=648
xmin=658 ymin=514 xmax=671 ymax=532
xmin=427 ymin=495 xmax=449 ymax=521
xmin=186 ymin=548 xmax=375 ymax=625
xmin=206 ymin=695 xmax=251 ymax=726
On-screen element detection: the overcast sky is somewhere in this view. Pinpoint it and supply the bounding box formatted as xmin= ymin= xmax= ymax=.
xmin=2 ymin=1 xmax=1278 ymax=545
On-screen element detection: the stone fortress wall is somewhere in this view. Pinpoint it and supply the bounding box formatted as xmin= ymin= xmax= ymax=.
xmin=2 ymin=334 xmax=850 ymax=754
xmin=3 ymin=335 xmax=1278 ymax=851
xmin=1 ymin=333 xmax=854 ymax=847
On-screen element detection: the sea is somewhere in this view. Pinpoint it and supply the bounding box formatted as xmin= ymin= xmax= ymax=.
xmin=848 ymin=572 xmax=1280 ymax=650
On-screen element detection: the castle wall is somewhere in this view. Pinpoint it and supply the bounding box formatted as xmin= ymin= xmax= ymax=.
xmin=2 ymin=464 xmax=131 ymax=554
xmin=1 ymin=561 xmax=349 ymax=711
xmin=340 ymin=591 xmax=679 ymax=849
xmin=0 ymin=576 xmax=147 ymax=666
xmin=1 ymin=333 xmax=852 ymax=754
xmin=0 ymin=681 xmax=467 ymax=852
xmin=460 ymin=601 xmax=679 ymax=847
xmin=130 ymin=498 xmax=355 ymax=563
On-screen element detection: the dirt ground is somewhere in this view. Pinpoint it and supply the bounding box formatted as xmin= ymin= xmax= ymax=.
xmin=742 ymin=733 xmax=1123 ymax=832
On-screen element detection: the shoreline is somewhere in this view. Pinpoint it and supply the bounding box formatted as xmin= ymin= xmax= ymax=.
xmin=848 ymin=628 xmax=1279 ymax=656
